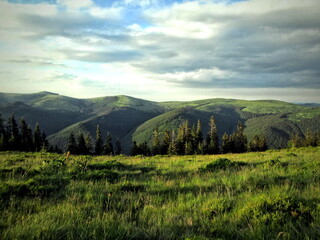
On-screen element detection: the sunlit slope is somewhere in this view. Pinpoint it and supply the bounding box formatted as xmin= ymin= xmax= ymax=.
xmin=1 ymin=92 xmax=319 ymax=152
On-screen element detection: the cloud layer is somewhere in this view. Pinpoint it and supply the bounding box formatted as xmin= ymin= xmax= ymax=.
xmin=0 ymin=0 xmax=319 ymax=102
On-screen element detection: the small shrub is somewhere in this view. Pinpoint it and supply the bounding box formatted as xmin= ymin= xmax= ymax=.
xmin=120 ymin=184 xmax=146 ymax=192
xmin=266 ymin=157 xmax=289 ymax=167
xmin=202 ymin=158 xmax=248 ymax=171
xmin=87 ymin=160 xmax=127 ymax=171
xmin=207 ymin=199 xmax=235 ymax=217
xmin=239 ymin=194 xmax=314 ymax=228
xmin=75 ymin=169 xmax=119 ymax=183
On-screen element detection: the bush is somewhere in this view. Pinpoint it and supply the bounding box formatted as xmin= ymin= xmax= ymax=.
xmin=202 ymin=158 xmax=248 ymax=171
xmin=87 ymin=160 xmax=127 ymax=171
xmin=239 ymin=194 xmax=314 ymax=228
xmin=74 ymin=169 xmax=119 ymax=183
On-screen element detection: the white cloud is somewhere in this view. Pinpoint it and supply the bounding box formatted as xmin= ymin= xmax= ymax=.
xmin=57 ymin=0 xmax=93 ymax=9
xmin=0 ymin=0 xmax=319 ymax=102
xmin=164 ymin=67 xmax=232 ymax=83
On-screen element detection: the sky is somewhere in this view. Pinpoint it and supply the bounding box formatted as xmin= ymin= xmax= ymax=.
xmin=0 ymin=0 xmax=319 ymax=102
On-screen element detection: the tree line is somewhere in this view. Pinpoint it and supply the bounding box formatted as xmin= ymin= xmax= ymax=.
xmin=66 ymin=125 xmax=122 ymax=155
xmin=0 ymin=114 xmax=54 ymax=152
xmin=131 ymin=116 xmax=268 ymax=156
xmin=288 ymin=130 xmax=320 ymax=148
xmin=2 ymin=113 xmax=319 ymax=156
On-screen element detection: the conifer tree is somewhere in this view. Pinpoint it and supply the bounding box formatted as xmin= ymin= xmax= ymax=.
xmin=0 ymin=115 xmax=8 ymax=151
xmin=67 ymin=132 xmax=77 ymax=154
xmin=248 ymin=135 xmax=268 ymax=152
xmin=206 ymin=115 xmax=219 ymax=154
xmin=0 ymin=114 xmax=4 ymax=137
xmin=195 ymin=120 xmax=203 ymax=147
xmin=140 ymin=141 xmax=151 ymax=156
xmin=95 ymin=124 xmax=103 ymax=155
xmin=258 ymin=136 xmax=268 ymax=151
xmin=196 ymin=142 xmax=204 ymax=155
xmin=103 ymin=132 xmax=113 ymax=155
xmin=152 ymin=127 xmax=161 ymax=155
xmin=33 ymin=123 xmax=42 ymax=151
xmin=185 ymin=141 xmax=193 ymax=155
xmin=8 ymin=114 xmax=20 ymax=150
xmin=304 ymin=129 xmax=317 ymax=147
xmin=233 ymin=122 xmax=247 ymax=153
xmin=288 ymin=133 xmax=303 ymax=148
xmin=77 ymin=133 xmax=88 ymax=155
xmin=20 ymin=119 xmax=33 ymax=151
xmin=41 ymin=131 xmax=49 ymax=151
xmin=168 ymin=130 xmax=177 ymax=155
xmin=221 ymin=133 xmax=231 ymax=153
xmin=162 ymin=130 xmax=171 ymax=155
xmin=85 ymin=135 xmax=93 ymax=154
xmin=131 ymin=140 xmax=139 ymax=156
xmin=115 ymin=138 xmax=122 ymax=155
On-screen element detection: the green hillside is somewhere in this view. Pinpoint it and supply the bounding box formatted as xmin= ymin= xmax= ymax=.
xmin=0 ymin=91 xmax=319 ymax=153
xmin=1 ymin=148 xmax=320 ymax=239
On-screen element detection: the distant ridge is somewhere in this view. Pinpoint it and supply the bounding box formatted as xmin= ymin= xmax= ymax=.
xmin=0 ymin=91 xmax=319 ymax=153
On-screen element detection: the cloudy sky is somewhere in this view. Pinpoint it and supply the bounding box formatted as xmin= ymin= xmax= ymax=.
xmin=0 ymin=0 xmax=319 ymax=102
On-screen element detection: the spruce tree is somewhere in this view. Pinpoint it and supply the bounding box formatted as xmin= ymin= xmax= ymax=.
xmin=20 ymin=119 xmax=33 ymax=151
xmin=221 ymin=133 xmax=231 ymax=153
xmin=152 ymin=127 xmax=161 ymax=155
xmin=168 ymin=130 xmax=177 ymax=155
xmin=41 ymin=131 xmax=49 ymax=151
xmin=131 ymin=140 xmax=139 ymax=156
xmin=248 ymin=135 xmax=260 ymax=152
xmin=233 ymin=122 xmax=247 ymax=153
xmin=67 ymin=132 xmax=77 ymax=154
xmin=103 ymin=132 xmax=113 ymax=155
xmin=115 ymin=138 xmax=122 ymax=155
xmin=77 ymin=133 xmax=88 ymax=155
xmin=162 ymin=130 xmax=171 ymax=155
xmin=0 ymin=115 xmax=8 ymax=151
xmin=0 ymin=114 xmax=4 ymax=137
xmin=196 ymin=142 xmax=204 ymax=155
xmin=195 ymin=120 xmax=203 ymax=147
xmin=8 ymin=114 xmax=20 ymax=150
xmin=184 ymin=141 xmax=193 ymax=155
xmin=33 ymin=123 xmax=42 ymax=151
xmin=288 ymin=133 xmax=303 ymax=148
xmin=95 ymin=124 xmax=103 ymax=155
xmin=304 ymin=129 xmax=316 ymax=147
xmin=85 ymin=135 xmax=93 ymax=154
xmin=206 ymin=115 xmax=219 ymax=154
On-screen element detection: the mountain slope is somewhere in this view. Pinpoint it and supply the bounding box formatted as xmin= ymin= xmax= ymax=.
xmin=0 ymin=91 xmax=319 ymax=153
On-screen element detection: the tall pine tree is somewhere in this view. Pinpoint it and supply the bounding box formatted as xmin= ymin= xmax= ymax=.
xmin=103 ymin=132 xmax=113 ymax=155
xmin=8 ymin=114 xmax=20 ymax=150
xmin=95 ymin=124 xmax=103 ymax=155
xmin=33 ymin=123 xmax=42 ymax=151
xmin=152 ymin=127 xmax=161 ymax=155
xmin=67 ymin=132 xmax=77 ymax=154
xmin=206 ymin=115 xmax=219 ymax=154
xmin=77 ymin=133 xmax=89 ymax=155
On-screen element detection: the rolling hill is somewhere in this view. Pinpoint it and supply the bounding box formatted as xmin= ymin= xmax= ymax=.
xmin=0 ymin=91 xmax=319 ymax=153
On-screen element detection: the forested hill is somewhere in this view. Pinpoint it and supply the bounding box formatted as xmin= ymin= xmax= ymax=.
xmin=0 ymin=91 xmax=319 ymax=153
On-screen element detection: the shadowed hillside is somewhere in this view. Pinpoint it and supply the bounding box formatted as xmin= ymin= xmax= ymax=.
xmin=1 ymin=91 xmax=319 ymax=153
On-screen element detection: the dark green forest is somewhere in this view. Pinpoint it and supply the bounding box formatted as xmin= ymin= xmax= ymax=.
xmin=1 ymin=113 xmax=320 ymax=157
xmin=1 ymin=92 xmax=320 ymax=154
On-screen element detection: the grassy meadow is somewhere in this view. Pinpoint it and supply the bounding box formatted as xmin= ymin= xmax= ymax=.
xmin=1 ymin=148 xmax=320 ymax=239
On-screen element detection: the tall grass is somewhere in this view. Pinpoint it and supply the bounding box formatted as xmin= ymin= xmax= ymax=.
xmin=1 ymin=147 xmax=320 ymax=239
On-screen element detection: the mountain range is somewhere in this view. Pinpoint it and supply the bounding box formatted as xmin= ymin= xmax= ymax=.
xmin=1 ymin=91 xmax=319 ymax=153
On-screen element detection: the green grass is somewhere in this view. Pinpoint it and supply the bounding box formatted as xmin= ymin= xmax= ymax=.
xmin=1 ymin=148 xmax=320 ymax=239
